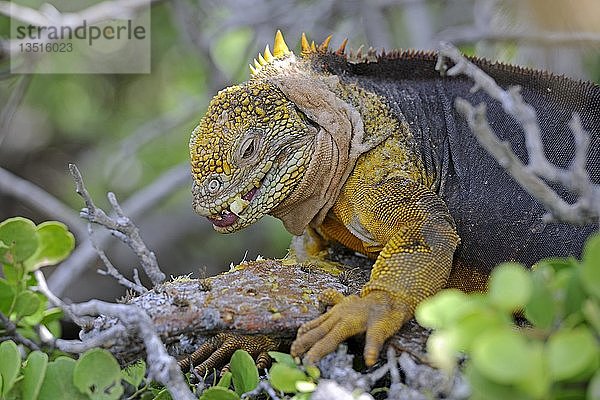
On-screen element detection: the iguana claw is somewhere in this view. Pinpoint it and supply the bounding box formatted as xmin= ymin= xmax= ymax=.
xmin=290 ymin=289 xmax=408 ymax=366
xmin=178 ymin=332 xmax=280 ymax=377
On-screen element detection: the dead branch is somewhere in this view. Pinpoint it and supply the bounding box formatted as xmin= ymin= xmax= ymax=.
xmin=436 ymin=42 xmax=600 ymax=227
xmin=68 ymin=164 xmax=165 ymax=287
xmin=437 ymin=27 xmax=600 ymax=47
xmin=48 ymin=163 xmax=188 ymax=296
xmin=34 ymin=270 xmax=195 ymax=400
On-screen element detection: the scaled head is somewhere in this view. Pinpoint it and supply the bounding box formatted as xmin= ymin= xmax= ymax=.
xmin=189 ymin=31 xmax=322 ymax=232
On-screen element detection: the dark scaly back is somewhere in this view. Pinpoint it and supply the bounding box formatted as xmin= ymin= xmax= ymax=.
xmin=308 ymin=49 xmax=600 ymax=273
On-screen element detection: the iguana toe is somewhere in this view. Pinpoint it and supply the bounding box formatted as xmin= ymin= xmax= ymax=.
xmin=291 ymin=290 xmax=407 ymax=366
xmin=178 ymin=332 xmax=280 ymax=377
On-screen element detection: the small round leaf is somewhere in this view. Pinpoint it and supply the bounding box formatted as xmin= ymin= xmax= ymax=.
xmin=471 ymin=329 xmax=533 ymax=384
xmin=14 ymin=291 xmax=41 ymax=318
xmin=0 ymin=217 xmax=38 ymax=263
xmin=230 ymin=349 xmax=259 ymax=395
xmin=269 ymin=363 xmax=308 ymax=393
xmin=121 ymin=360 xmax=146 ymax=389
xmin=489 ymin=263 xmax=531 ymax=312
xmin=0 ymin=340 xmax=21 ymax=396
xmin=73 ymin=349 xmax=124 ymax=400
xmin=547 ymin=327 xmax=598 ymax=381
xmin=38 ymin=357 xmax=87 ymax=400
xmin=199 ymin=386 xmax=240 ymax=400
xmin=0 ymin=279 xmax=15 ymax=315
xmin=415 ymin=289 xmax=470 ymax=329
xmin=24 ymin=222 xmax=75 ymax=271
xmin=21 ymin=351 xmax=48 ymax=400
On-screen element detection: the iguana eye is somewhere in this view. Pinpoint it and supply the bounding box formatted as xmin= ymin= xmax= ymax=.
xmin=207 ymin=178 xmax=221 ymax=193
xmin=236 ymin=131 xmax=262 ymax=164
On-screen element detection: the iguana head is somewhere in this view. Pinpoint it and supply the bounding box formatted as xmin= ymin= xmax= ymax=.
xmin=190 ymin=32 xmax=320 ymax=233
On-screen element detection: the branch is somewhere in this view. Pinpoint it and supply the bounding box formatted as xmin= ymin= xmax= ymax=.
xmin=437 ymin=42 xmax=600 ymax=226
xmin=34 ymin=270 xmax=195 ymax=400
xmin=0 ymin=0 xmax=164 ymax=57
xmin=68 ymin=164 xmax=166 ymax=287
xmin=48 ymin=163 xmax=189 ymax=296
xmin=0 ymin=311 xmax=41 ymax=351
xmin=437 ymin=26 xmax=600 ymax=47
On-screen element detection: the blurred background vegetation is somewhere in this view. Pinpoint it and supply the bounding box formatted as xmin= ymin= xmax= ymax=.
xmin=0 ymin=0 xmax=598 ymax=308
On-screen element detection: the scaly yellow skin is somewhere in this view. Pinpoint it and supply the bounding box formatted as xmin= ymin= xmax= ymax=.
xmin=190 ymin=34 xmax=460 ymax=367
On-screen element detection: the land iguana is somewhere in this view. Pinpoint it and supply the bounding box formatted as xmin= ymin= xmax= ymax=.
xmin=188 ymin=31 xmax=600 ymax=370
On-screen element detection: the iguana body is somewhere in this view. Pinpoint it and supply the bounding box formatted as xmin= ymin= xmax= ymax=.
xmin=189 ymin=32 xmax=600 ymax=366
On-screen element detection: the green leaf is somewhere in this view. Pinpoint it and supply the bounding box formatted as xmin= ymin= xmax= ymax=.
xmin=122 ymin=360 xmax=146 ymax=388
xmin=24 ymin=222 xmax=75 ymax=271
xmin=230 ymin=350 xmax=259 ymax=395
xmin=0 ymin=278 xmax=15 ymax=314
xmin=547 ymin=327 xmax=599 ymax=381
xmin=582 ymin=234 xmax=600 ymax=300
xmin=199 ymin=386 xmax=240 ymax=400
xmin=466 ymin=363 xmax=529 ymax=400
xmin=21 ymin=351 xmax=48 ymax=400
xmin=38 ymin=357 xmax=87 ymax=400
xmin=268 ymin=351 xmax=296 ymax=368
xmin=2 ymin=264 xmax=19 ymax=284
xmin=73 ymin=348 xmax=124 ymax=400
xmin=13 ymin=291 xmax=41 ymax=318
xmin=525 ymin=269 xmax=557 ymax=330
xmin=0 ymin=217 xmax=39 ymax=263
xmin=565 ymin=268 xmax=587 ymax=316
xmin=415 ymin=289 xmax=470 ymax=329
xmin=471 ymin=329 xmax=533 ymax=384
xmin=515 ymin=342 xmax=550 ymax=399
xmin=489 ymin=262 xmax=531 ymax=312
xmin=217 ymin=371 xmax=232 ymax=388
xmin=0 ymin=340 xmax=21 ymax=397
xmin=269 ymin=363 xmax=307 ymax=393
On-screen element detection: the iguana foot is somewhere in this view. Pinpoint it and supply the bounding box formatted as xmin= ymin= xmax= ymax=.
xmin=178 ymin=332 xmax=279 ymax=377
xmin=290 ymin=289 xmax=409 ymax=366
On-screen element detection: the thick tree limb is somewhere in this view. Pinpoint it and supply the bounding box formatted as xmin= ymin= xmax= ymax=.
xmin=436 ymin=42 xmax=600 ymax=227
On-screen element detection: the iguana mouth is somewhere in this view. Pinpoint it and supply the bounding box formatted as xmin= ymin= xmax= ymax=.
xmin=207 ymin=186 xmax=258 ymax=228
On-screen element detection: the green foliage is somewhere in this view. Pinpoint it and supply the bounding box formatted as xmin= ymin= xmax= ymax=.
xmin=73 ymin=349 xmax=124 ymax=400
xmin=0 ymin=217 xmax=73 ymax=349
xmin=194 ymin=349 xmax=319 ymax=399
xmin=230 ymin=349 xmax=259 ymax=395
xmin=416 ymin=233 xmax=600 ymax=399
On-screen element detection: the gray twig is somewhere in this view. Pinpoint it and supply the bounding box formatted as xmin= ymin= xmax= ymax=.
xmin=48 ymin=163 xmax=189 ymax=296
xmin=34 ymin=270 xmax=195 ymax=400
xmin=437 ymin=42 xmax=600 ymax=227
xmin=437 ymin=27 xmax=600 ymax=47
xmin=68 ymin=164 xmax=166 ymax=287
xmin=0 ymin=311 xmax=41 ymax=351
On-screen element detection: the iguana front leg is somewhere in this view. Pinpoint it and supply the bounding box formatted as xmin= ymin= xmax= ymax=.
xmin=291 ymin=179 xmax=460 ymax=366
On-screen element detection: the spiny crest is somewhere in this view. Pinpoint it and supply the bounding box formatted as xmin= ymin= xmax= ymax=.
xmin=249 ymin=30 xmax=292 ymax=76
xmin=249 ymin=31 xmax=349 ymax=76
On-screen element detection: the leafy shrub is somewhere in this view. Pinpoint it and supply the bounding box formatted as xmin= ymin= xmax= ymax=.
xmin=416 ymin=233 xmax=600 ymax=399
